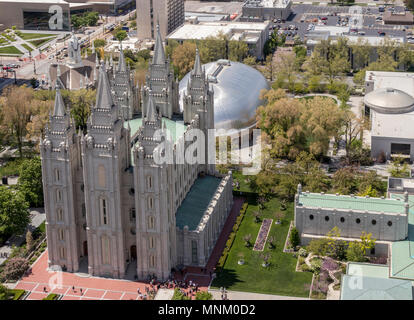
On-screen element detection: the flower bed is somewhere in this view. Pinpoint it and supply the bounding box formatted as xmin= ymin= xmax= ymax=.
xmin=253 ymin=219 xmax=273 ymax=251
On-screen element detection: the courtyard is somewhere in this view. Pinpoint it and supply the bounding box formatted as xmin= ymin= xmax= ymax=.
xmin=211 ymin=176 xmax=313 ymax=297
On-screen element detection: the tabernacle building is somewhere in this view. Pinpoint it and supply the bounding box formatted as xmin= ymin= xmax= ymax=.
xmin=40 ymin=25 xmax=233 ymax=280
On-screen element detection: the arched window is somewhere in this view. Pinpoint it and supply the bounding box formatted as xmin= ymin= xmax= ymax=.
xmin=191 ymin=240 xmax=198 ymax=264
xmin=100 ymin=198 xmax=108 ymax=225
xmin=57 ymin=208 xmax=63 ymax=221
xmin=148 ymin=196 xmax=154 ymax=210
xmin=130 ymin=208 xmax=136 ymax=222
xmin=148 ymin=216 xmax=155 ymax=229
xmin=56 ymin=189 xmax=62 ymax=202
xmin=59 ymin=247 xmax=65 ymax=259
xmin=58 ymin=228 xmax=65 ymax=241
xmin=325 ymin=216 xmax=330 ymax=222
xmin=81 ymin=204 xmax=86 ymax=218
xmin=54 ymin=168 xmax=60 ymax=182
xmin=356 ymin=218 xmax=361 ymax=224
xmin=149 ymin=237 xmax=155 ymax=249
xmin=149 ymin=255 xmax=156 ymax=268
xmin=340 ymin=217 xmax=345 ymax=223
xmin=147 ymin=175 xmax=153 ymax=189
xmin=372 ymin=219 xmax=377 ymax=225
xmin=309 ymin=215 xmax=314 ymax=220
xmin=388 ymin=221 xmax=393 ymax=227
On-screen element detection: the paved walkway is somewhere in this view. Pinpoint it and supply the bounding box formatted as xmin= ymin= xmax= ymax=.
xmin=209 ymin=289 xmax=309 ymax=300
xmin=0 ymin=208 xmax=45 ymax=265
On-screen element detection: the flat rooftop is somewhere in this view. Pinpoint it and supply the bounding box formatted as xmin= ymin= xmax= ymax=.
xmin=347 ymin=262 xmax=390 ymax=279
xmin=167 ymin=22 xmax=268 ymax=41
xmin=298 ymin=192 xmax=406 ymax=214
xmin=176 ymin=175 xmax=222 ymax=231
xmin=244 ymin=0 xmax=291 ymax=9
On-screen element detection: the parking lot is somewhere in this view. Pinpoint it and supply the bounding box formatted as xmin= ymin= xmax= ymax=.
xmin=270 ymin=4 xmax=410 ymax=42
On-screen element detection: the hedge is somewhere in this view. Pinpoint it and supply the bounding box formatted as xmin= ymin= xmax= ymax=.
xmin=215 ymin=202 xmax=248 ymax=272
xmin=43 ymin=293 xmax=59 ymax=300
xmin=10 ymin=289 xmax=25 ymax=300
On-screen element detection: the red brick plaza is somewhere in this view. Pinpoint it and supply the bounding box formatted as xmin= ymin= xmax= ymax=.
xmin=15 ymin=198 xmax=244 ymax=300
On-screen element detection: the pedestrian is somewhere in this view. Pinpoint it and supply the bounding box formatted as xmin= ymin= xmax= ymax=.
xmin=72 ymin=286 xmax=75 ymax=292
xmin=43 ymin=286 xmax=47 ymax=293
xmin=80 ymin=288 xmax=83 ymax=296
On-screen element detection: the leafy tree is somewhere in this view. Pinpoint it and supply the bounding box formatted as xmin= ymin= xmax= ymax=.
xmin=0 ymin=86 xmax=34 ymax=158
xmin=0 ymin=186 xmax=29 ymax=236
xmin=346 ymin=232 xmax=376 ymax=262
xmin=289 ymin=227 xmax=300 ymax=248
xmin=171 ymin=41 xmax=197 ymax=80
xmin=243 ymin=56 xmax=257 ymax=66
xmin=307 ymin=238 xmax=329 ymax=256
xmin=67 ymin=89 xmax=96 ymax=132
xmin=388 ymin=157 xmax=410 ymax=178
xmin=18 ymin=157 xmax=43 ymax=208
xmin=115 ymin=30 xmax=128 ymax=42
xmin=0 ymin=257 xmax=29 ymax=281
xmin=228 ymin=40 xmax=249 ymax=62
xmin=26 ymin=230 xmax=33 ymax=251
xmin=93 ymin=39 xmax=106 ymax=48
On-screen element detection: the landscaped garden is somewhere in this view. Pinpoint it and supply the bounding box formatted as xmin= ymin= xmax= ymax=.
xmin=0 ymin=46 xmax=22 ymax=55
xmin=28 ymin=38 xmax=54 ymax=48
xmin=211 ymin=177 xmax=313 ymax=297
xmin=0 ymin=284 xmax=25 ymax=300
xmin=18 ymin=33 xmax=56 ymax=41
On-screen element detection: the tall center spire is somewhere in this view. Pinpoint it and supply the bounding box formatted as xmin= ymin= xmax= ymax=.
xmin=53 ymin=84 xmax=66 ymax=117
xmin=152 ymin=24 xmax=166 ymax=65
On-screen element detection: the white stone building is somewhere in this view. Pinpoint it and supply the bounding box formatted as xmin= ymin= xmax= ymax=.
xmin=40 ymin=25 xmax=233 ymax=280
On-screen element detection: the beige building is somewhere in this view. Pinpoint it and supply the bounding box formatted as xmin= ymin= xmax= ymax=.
xmin=136 ymin=0 xmax=184 ymax=40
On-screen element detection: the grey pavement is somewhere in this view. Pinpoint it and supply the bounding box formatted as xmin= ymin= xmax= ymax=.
xmin=0 ymin=208 xmax=46 ymax=265
xmin=209 ymin=289 xmax=309 ymax=300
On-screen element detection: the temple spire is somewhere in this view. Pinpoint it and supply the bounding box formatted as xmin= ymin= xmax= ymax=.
xmin=193 ymin=47 xmax=202 ymax=76
xmin=118 ymin=43 xmax=127 ymax=72
xmin=152 ymin=24 xmax=165 ymax=65
xmin=95 ymin=63 xmax=114 ymax=109
xmin=53 ymin=84 xmax=65 ymax=117
xmin=146 ymin=95 xmax=157 ymax=122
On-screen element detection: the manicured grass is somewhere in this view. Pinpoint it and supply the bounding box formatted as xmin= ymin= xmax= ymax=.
xmin=211 ymin=196 xmax=312 ymax=297
xmin=232 ymin=171 xmax=253 ymax=193
xmin=0 ymin=46 xmax=22 ymax=55
xmin=28 ymin=38 xmax=53 ymax=48
xmin=19 ymin=33 xmax=56 ymax=40
xmin=0 ymin=289 xmax=25 ymax=300
xmin=43 ymin=293 xmax=59 ymax=300
xmin=21 ymin=43 xmax=33 ymax=52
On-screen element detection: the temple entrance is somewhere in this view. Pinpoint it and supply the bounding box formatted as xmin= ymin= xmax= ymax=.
xmin=130 ymin=245 xmax=137 ymax=261
xmin=83 ymin=241 xmax=88 ymax=256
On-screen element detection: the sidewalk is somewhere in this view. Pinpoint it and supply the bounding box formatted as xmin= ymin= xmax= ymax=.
xmin=209 ymin=289 xmax=309 ymax=300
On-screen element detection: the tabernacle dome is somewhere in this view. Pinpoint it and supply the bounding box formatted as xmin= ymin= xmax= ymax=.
xmin=179 ymin=59 xmax=269 ymax=136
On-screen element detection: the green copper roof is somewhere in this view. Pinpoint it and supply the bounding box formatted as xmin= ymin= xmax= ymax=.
xmin=390 ymin=193 xmax=414 ymax=280
xmin=347 ymin=263 xmax=390 ymax=279
xmin=298 ymin=193 xmax=405 ymax=214
xmin=341 ymin=275 xmax=413 ymax=300
xmin=176 ymin=175 xmax=222 ymax=231
xmin=124 ymin=117 xmax=187 ymax=144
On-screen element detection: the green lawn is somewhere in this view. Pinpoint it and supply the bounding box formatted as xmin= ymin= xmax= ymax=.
xmin=21 ymin=43 xmax=33 ymax=52
xmin=0 ymin=46 xmax=22 ymax=55
xmin=19 ymin=33 xmax=56 ymax=40
xmin=28 ymin=38 xmax=53 ymax=48
xmin=211 ymin=195 xmax=312 ymax=297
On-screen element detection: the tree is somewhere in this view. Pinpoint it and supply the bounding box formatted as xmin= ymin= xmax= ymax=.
xmin=405 ymin=0 xmax=414 ymax=10
xmin=243 ymin=234 xmax=252 ymax=247
xmin=350 ymin=38 xmax=371 ymax=71
xmin=18 ymin=157 xmax=43 ymax=208
xmin=93 ymin=39 xmax=106 ymax=48
xmin=198 ymin=34 xmax=227 ymax=63
xmin=388 ymin=157 xmax=410 ymax=178
xmin=171 ymin=42 xmax=197 ymax=80
xmin=346 ymin=232 xmax=376 ymax=262
xmin=228 ymin=40 xmax=249 ymax=62
xmin=0 ymin=186 xmax=29 ymax=237
xmin=68 ymin=89 xmax=96 ymax=132
xmin=25 ymin=99 xmax=53 ymax=144
xmin=289 ymin=227 xmax=300 ymax=248
xmin=307 ymin=238 xmax=329 ymax=256
xmin=243 ymin=56 xmax=257 ymax=67
xmin=26 ymin=230 xmax=33 ymax=251
xmin=0 ymin=86 xmax=34 ymax=158
xmin=115 ymin=30 xmax=128 ymax=42
xmin=0 ymin=257 xmax=29 ymax=281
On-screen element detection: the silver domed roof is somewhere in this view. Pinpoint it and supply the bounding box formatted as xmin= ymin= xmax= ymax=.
xmin=364 ymin=87 xmax=414 ymax=114
xmin=179 ymin=60 xmax=269 ymax=135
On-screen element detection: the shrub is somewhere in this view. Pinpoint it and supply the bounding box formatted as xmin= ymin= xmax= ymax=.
xmin=172 ymin=288 xmax=190 ymax=300
xmin=0 ymin=257 xmax=29 ymax=281
xmin=298 ymin=248 xmax=308 ymax=257
xmin=310 ymin=258 xmax=322 ymax=274
xmin=43 ymin=293 xmax=59 ymax=300
xmin=195 ymin=291 xmax=213 ymax=300
xmin=301 ymin=264 xmax=311 ymax=272
xmin=289 ymin=227 xmax=300 ymax=248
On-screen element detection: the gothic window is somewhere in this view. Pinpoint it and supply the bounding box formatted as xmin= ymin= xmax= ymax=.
xmin=191 ymin=240 xmax=198 ymax=264
xmin=340 ymin=217 xmax=345 ymax=223
xmin=56 ymin=189 xmax=63 ymax=202
xmin=101 ymin=235 xmax=111 ymax=265
xmin=388 ymin=221 xmax=393 ymax=227
xmin=59 ymin=247 xmax=65 ymax=259
xmin=129 ymin=188 xmax=135 ymax=196
xmin=147 ymin=196 xmax=154 ymax=210
xmin=309 ymin=215 xmax=314 ymax=220
xmin=149 ymin=237 xmax=155 ymax=249
xmin=356 ymin=218 xmax=361 ymax=224
xmin=325 ymin=216 xmax=329 ymax=222
xmin=100 ymin=198 xmax=108 ymax=225
xmin=98 ymin=165 xmax=106 ymax=188
xmin=147 ymin=175 xmax=153 ymax=189
xmin=148 ymin=216 xmax=155 ymax=229
xmin=130 ymin=208 xmax=136 ymax=222
xmin=54 ymin=168 xmax=60 ymax=182
xmin=81 ymin=204 xmax=86 ymax=218
xmin=58 ymin=228 xmax=65 ymax=241
xmin=372 ymin=219 xmax=377 ymax=225
xmin=130 ymin=227 xmax=136 ymax=235
xmin=57 ymin=208 xmax=63 ymax=221
xmin=149 ymin=255 xmax=156 ymax=268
